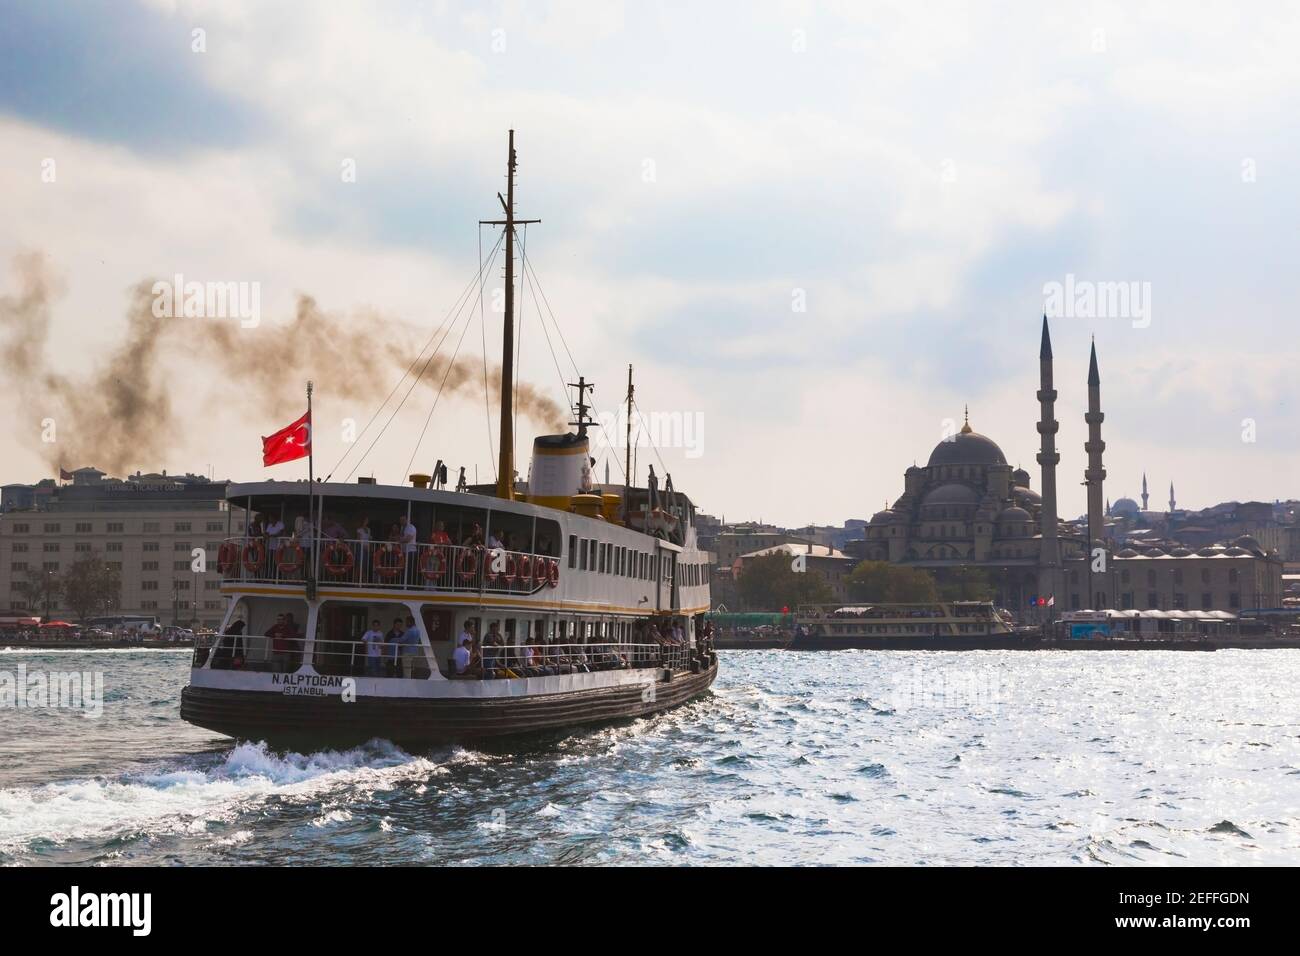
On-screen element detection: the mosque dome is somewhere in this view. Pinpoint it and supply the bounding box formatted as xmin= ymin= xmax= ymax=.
xmin=922 ymin=483 xmax=980 ymax=506
xmin=927 ymin=428 xmax=1008 ymax=467
xmin=997 ymin=505 xmax=1031 ymax=522
xmin=1111 ymin=497 xmax=1140 ymax=518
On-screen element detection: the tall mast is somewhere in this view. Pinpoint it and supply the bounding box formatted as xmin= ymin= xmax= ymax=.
xmin=480 ymin=130 xmax=539 ymax=500
xmin=624 ymin=364 xmax=634 ymax=495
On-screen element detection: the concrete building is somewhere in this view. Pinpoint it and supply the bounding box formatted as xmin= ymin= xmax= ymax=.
xmin=733 ymin=541 xmax=856 ymax=603
xmin=712 ymin=530 xmax=816 ymax=568
xmin=0 ymin=468 xmax=238 ymax=627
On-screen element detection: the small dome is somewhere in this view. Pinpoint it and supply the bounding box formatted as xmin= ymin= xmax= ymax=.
xmin=1116 ymin=548 xmax=1139 ymax=558
xmin=1232 ymin=534 xmax=1262 ymax=551
xmin=870 ymin=509 xmax=894 ymax=524
xmin=1169 ymin=546 xmax=1192 ymax=557
xmin=1012 ymin=486 xmax=1042 ymax=504
xmin=1196 ymin=546 xmax=1222 ymax=557
xmin=1222 ymin=546 xmax=1248 ymax=556
xmin=1012 ymin=468 xmax=1031 ymax=486
xmin=998 ymin=506 xmax=1031 ymax=522
xmin=1111 ymin=497 xmax=1140 ymax=518
xmin=922 ymin=483 xmax=979 ymax=506
xmin=1144 ymin=547 xmax=1166 ymax=556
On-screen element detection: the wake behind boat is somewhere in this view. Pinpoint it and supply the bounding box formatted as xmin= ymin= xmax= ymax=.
xmin=180 ymin=132 xmax=717 ymax=747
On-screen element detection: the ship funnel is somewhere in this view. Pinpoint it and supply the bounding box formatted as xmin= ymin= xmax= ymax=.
xmin=527 ymin=433 xmax=591 ymax=511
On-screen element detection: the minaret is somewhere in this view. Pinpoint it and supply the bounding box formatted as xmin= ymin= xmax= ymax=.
xmin=1169 ymin=482 xmax=1176 ymax=512
xmin=1083 ymin=339 xmax=1108 ymax=610
xmin=1036 ymin=315 xmax=1061 ymax=606
xmin=1084 ymin=339 xmax=1106 ymax=547
xmin=1141 ymin=473 xmax=1149 ymax=511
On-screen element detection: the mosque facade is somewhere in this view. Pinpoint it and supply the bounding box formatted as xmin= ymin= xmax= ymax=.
xmin=862 ymin=318 xmax=1282 ymax=616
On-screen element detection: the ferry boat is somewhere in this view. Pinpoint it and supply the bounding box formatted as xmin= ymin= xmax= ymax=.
xmin=789 ymin=602 xmax=1036 ymax=650
xmin=180 ymin=133 xmax=717 ymax=747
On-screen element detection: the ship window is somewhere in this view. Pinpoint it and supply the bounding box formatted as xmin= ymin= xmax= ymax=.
xmin=579 ymin=540 xmax=588 ymax=571
xmin=568 ymin=534 xmax=577 ymax=569
xmin=599 ymin=543 xmax=607 ymax=574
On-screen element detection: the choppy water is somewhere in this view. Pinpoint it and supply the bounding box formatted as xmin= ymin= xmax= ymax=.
xmin=0 ymin=647 xmax=1296 ymax=865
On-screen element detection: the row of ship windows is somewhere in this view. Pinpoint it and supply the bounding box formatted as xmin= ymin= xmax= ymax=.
xmin=6 ymin=521 xmax=241 ymax=534
xmin=564 ymin=536 xmax=706 ymax=587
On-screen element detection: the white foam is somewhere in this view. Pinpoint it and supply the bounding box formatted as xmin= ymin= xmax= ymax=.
xmin=0 ymin=740 xmax=433 ymax=852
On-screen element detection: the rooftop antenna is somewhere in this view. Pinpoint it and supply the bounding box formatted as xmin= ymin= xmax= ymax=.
xmin=568 ymin=376 xmax=594 ymax=437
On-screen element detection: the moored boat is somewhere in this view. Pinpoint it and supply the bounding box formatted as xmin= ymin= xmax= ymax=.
xmin=790 ymin=601 xmax=1036 ymax=650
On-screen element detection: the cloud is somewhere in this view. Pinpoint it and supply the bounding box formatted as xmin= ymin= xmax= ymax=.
xmin=0 ymin=0 xmax=1297 ymax=523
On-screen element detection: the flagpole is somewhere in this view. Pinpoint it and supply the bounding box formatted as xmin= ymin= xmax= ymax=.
xmin=306 ymin=380 xmax=316 ymax=601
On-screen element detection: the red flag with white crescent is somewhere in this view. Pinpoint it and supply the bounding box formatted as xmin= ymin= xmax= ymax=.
xmin=262 ymin=410 xmax=311 ymax=467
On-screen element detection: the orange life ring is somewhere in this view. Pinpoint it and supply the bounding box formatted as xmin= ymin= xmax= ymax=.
xmin=323 ymin=540 xmax=354 ymax=576
xmin=277 ymin=540 xmax=304 ymax=573
xmin=517 ymin=554 xmax=532 ymax=587
xmin=218 ymin=541 xmax=240 ymax=575
xmin=503 ymin=554 xmax=518 ymax=584
xmin=457 ymin=547 xmax=480 ymax=582
xmin=241 ymin=539 xmax=265 ymax=573
xmin=421 ymin=547 xmax=448 ymax=581
xmin=547 ymin=559 xmax=559 ymax=588
xmin=375 ymin=544 xmax=405 ymax=579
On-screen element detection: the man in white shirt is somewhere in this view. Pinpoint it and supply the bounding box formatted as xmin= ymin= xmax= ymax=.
xmin=401 ymin=516 xmax=418 ymax=584
xmin=360 ymin=618 xmax=385 ymax=677
xmin=452 ymin=636 xmax=472 ymax=676
xmin=264 ymin=517 xmax=285 ymax=572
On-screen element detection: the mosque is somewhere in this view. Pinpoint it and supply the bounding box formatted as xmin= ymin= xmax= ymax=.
xmin=861 ymin=318 xmax=1282 ymax=616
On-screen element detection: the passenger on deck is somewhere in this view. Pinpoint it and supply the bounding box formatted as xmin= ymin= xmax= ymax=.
xmin=400 ymin=515 xmax=418 ymax=585
xmin=268 ymin=613 xmax=297 ymax=670
xmin=361 ymin=618 xmax=385 ymax=677
xmin=431 ymin=521 xmax=452 ymax=546
xmin=398 ymin=616 xmax=423 ymax=678
xmin=384 ymin=616 xmax=405 ymax=676
xmin=295 ymin=516 xmax=315 ymax=574
xmin=482 ymin=623 xmax=519 ymax=679
xmin=462 ymin=523 xmax=484 ymax=548
xmin=452 ymin=635 xmax=473 ymax=676
xmin=355 ymin=516 xmax=372 ymax=579
xmin=322 ymin=515 xmax=347 ymax=541
xmin=264 ymin=516 xmax=286 ymax=571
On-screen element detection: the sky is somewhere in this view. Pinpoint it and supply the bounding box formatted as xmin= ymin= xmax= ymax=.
xmin=2 ymin=0 xmax=1298 ymax=526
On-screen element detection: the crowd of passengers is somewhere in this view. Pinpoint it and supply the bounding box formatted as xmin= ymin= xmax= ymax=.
xmin=212 ymin=613 xmax=712 ymax=679
xmin=444 ymin=617 xmax=701 ymax=679
xmin=238 ymin=510 xmax=554 ymax=585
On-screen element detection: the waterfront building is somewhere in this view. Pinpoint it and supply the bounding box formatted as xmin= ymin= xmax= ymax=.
xmin=0 ymin=468 xmax=238 ymax=627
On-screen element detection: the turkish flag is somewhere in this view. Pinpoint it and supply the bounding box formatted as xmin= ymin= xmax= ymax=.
xmin=262 ymin=410 xmax=311 ymax=467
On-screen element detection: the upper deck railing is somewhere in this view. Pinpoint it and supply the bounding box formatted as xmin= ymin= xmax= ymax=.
xmin=216 ymin=536 xmax=562 ymax=595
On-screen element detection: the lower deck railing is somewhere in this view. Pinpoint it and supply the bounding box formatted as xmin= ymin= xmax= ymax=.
xmin=194 ymin=635 xmax=697 ymax=680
